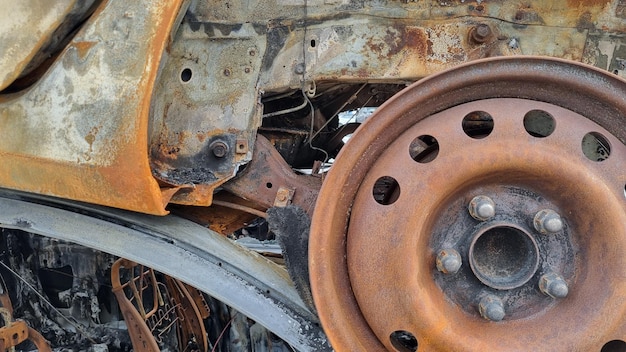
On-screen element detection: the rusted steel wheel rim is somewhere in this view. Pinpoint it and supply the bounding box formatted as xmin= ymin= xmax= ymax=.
xmin=309 ymin=57 xmax=626 ymax=351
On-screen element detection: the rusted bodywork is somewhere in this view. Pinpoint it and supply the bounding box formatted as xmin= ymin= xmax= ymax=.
xmin=2 ymin=1 xmax=626 ymax=351
xmin=0 ymin=0 xmax=188 ymax=215
xmin=1 ymin=1 xmax=625 ymax=214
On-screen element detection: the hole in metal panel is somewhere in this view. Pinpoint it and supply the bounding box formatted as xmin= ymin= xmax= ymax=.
xmin=601 ymin=340 xmax=626 ymax=352
xmin=409 ymin=135 xmax=439 ymax=163
xmin=373 ymin=176 xmax=400 ymax=205
xmin=524 ymin=110 xmax=555 ymax=138
xmin=462 ymin=111 xmax=494 ymax=139
xmin=390 ymin=330 xmax=418 ymax=352
xmin=582 ymin=132 xmax=611 ymax=162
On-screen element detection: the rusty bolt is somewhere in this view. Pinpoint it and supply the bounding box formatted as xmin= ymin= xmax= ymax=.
xmin=295 ymin=63 xmax=305 ymax=75
xmin=533 ymin=209 xmax=563 ymax=234
xmin=479 ymin=295 xmax=505 ymax=322
xmin=470 ymin=24 xmax=492 ymax=44
xmin=436 ymin=248 xmax=462 ymax=274
xmin=539 ymin=272 xmax=569 ymax=299
xmin=210 ymin=141 xmax=229 ymax=158
xmin=468 ymin=195 xmax=496 ymax=221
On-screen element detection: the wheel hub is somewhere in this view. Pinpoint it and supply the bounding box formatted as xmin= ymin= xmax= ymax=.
xmin=431 ymin=183 xmax=573 ymax=321
xmin=469 ymin=224 xmax=540 ymax=291
xmin=310 ymin=57 xmax=626 ymax=351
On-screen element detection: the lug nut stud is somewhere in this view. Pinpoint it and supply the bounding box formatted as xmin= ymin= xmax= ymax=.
xmin=539 ymin=272 xmax=568 ymax=298
xmin=534 ymin=209 xmax=563 ymax=234
xmin=479 ymin=295 xmax=505 ymax=322
xmin=468 ymin=195 xmax=496 ymax=221
xmin=436 ymin=248 xmax=462 ymax=274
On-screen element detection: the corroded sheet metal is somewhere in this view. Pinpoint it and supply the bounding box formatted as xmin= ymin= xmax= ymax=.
xmin=191 ymin=0 xmax=626 ymax=92
xmin=2 ymin=0 xmax=626 ymax=214
xmin=149 ymin=19 xmax=265 ymax=206
xmin=0 ymin=0 xmax=91 ymax=91
xmin=0 ymin=0 xmax=186 ymax=215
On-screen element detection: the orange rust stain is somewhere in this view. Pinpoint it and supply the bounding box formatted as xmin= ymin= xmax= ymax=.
xmin=367 ymin=25 xmax=430 ymax=61
xmin=566 ymin=0 xmax=610 ymax=6
xmin=404 ymin=27 xmax=429 ymax=58
xmin=73 ymin=41 xmax=98 ymax=59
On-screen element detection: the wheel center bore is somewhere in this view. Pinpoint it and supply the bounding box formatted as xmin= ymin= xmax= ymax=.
xmin=469 ymin=225 xmax=539 ymax=290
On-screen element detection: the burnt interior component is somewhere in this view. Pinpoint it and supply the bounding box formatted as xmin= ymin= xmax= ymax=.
xmin=267 ymin=206 xmax=315 ymax=313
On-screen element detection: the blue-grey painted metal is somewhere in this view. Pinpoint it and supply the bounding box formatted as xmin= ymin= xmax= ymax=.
xmin=0 ymin=189 xmax=331 ymax=351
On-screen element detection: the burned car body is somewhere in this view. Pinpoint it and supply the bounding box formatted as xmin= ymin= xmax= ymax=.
xmin=0 ymin=0 xmax=625 ymax=351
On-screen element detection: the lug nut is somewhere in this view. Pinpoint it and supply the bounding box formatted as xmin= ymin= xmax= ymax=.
xmin=479 ymin=295 xmax=505 ymax=322
xmin=210 ymin=141 xmax=229 ymax=158
xmin=436 ymin=249 xmax=462 ymax=274
xmin=468 ymin=195 xmax=496 ymax=221
xmin=534 ymin=209 xmax=563 ymax=234
xmin=539 ymin=272 xmax=569 ymax=298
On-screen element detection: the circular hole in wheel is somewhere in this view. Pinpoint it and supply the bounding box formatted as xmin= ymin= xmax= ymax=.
xmin=409 ymin=135 xmax=439 ymax=163
xmin=582 ymin=132 xmax=611 ymax=162
xmin=462 ymin=111 xmax=494 ymax=139
xmin=180 ymin=68 xmax=192 ymax=82
xmin=373 ymin=176 xmax=400 ymax=205
xmin=601 ymin=340 xmax=626 ymax=352
xmin=524 ymin=110 xmax=555 ymax=137
xmin=266 ymin=182 xmax=273 ymax=189
xmin=389 ymin=330 xmax=418 ymax=352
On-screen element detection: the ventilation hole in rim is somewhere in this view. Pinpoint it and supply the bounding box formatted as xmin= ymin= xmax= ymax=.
xmin=266 ymin=182 xmax=273 ymax=189
xmin=601 ymin=340 xmax=626 ymax=352
xmin=523 ymin=110 xmax=555 ymax=137
xmin=390 ymin=330 xmax=418 ymax=352
xmin=180 ymin=68 xmax=192 ymax=82
xmin=462 ymin=111 xmax=494 ymax=139
xmin=373 ymin=176 xmax=400 ymax=205
xmin=409 ymin=135 xmax=439 ymax=163
xmin=582 ymin=132 xmax=611 ymax=162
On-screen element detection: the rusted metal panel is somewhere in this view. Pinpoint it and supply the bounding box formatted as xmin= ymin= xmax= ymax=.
xmin=0 ymin=0 xmax=187 ymax=215
xmin=149 ymin=19 xmax=265 ymax=206
xmin=191 ymin=0 xmax=624 ymax=92
xmin=0 ymin=0 xmax=97 ymax=91
xmin=1 ymin=0 xmax=626 ymax=215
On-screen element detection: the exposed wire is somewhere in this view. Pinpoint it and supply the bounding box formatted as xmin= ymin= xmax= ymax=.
xmin=299 ymin=0 xmax=329 ymax=174
xmin=212 ymin=200 xmax=268 ymax=219
xmin=262 ymin=90 xmax=300 ymax=102
xmin=39 ymin=267 xmax=114 ymax=289
xmin=0 ymin=260 xmax=98 ymax=344
xmin=210 ymin=313 xmax=237 ymax=352
xmin=307 ymin=83 xmax=368 ymax=143
xmin=261 ymin=98 xmax=309 ymax=118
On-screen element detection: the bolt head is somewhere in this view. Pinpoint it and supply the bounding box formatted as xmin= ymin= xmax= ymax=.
xmin=470 ymin=24 xmax=492 ymax=43
xmin=468 ymin=195 xmax=496 ymax=221
xmin=210 ymin=141 xmax=229 ymax=158
xmin=476 ymin=24 xmax=491 ymax=37
xmin=436 ymin=249 xmax=462 ymax=274
xmin=539 ymin=273 xmax=569 ymax=298
xmin=534 ymin=209 xmax=563 ymax=234
xmin=479 ymin=295 xmax=505 ymax=322
xmin=295 ymin=63 xmax=306 ymax=75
